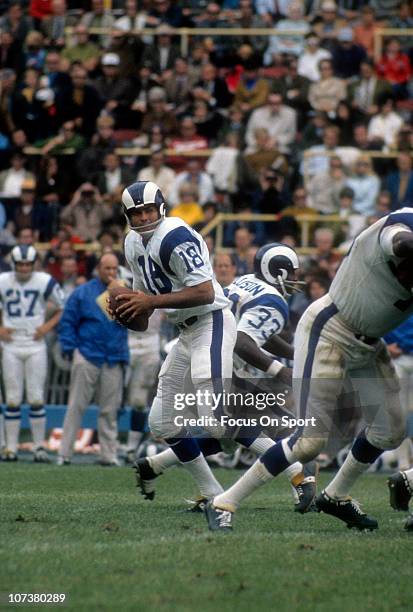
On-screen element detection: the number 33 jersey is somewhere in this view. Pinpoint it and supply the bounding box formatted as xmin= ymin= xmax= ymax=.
xmin=225 ymin=273 xmax=289 ymax=376
xmin=124 ymin=217 xmax=229 ymax=324
xmin=0 ymin=272 xmax=64 ymax=342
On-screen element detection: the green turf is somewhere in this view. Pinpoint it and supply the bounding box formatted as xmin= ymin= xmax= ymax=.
xmin=0 ymin=463 xmax=411 ymax=612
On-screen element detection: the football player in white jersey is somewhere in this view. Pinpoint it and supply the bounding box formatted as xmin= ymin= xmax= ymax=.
xmin=113 ymin=181 xmax=237 ymax=501
xmin=0 ymin=245 xmax=64 ymax=462
xmin=131 ymin=244 xmax=317 ymax=513
xmin=205 ymin=208 xmax=413 ymax=532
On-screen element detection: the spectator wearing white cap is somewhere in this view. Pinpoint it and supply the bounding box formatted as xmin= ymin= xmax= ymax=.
xmin=93 ymin=53 xmax=135 ymax=120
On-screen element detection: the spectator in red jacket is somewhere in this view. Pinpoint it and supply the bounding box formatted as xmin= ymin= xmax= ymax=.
xmin=376 ymin=38 xmax=412 ymax=99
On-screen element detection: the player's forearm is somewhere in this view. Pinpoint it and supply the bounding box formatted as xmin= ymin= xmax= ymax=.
xmin=393 ymin=232 xmax=413 ymax=258
xmin=235 ymin=332 xmax=278 ymax=373
xmin=146 ymin=281 xmax=215 ymax=310
xmin=262 ymin=334 xmax=294 ymax=360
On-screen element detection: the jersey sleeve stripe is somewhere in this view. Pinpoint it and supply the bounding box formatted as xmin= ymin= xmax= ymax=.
xmin=44 ymin=277 xmax=57 ymax=300
xmin=239 ymin=294 xmax=289 ymax=324
xmin=381 ymin=211 xmax=413 ymax=234
xmin=159 ymin=227 xmax=202 ymax=275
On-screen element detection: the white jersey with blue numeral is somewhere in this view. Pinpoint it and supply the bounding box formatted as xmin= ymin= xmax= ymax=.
xmin=124 ymin=217 xmax=229 ymax=324
xmin=225 ymin=273 xmax=289 ymax=377
xmin=329 ymin=207 xmax=413 ymax=337
xmin=0 ymin=271 xmax=64 ymax=345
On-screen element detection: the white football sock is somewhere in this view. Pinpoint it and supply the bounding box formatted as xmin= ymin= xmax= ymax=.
xmin=126 ymin=430 xmax=144 ymax=452
xmin=181 ymin=454 xmax=224 ymax=498
xmin=5 ymin=412 xmax=20 ymax=453
xmin=0 ymin=413 xmax=5 ymax=449
xmin=324 ymin=450 xmax=370 ymax=499
xmin=30 ymin=416 xmax=46 ymax=449
xmin=247 ymin=436 xmax=275 ymax=455
xmin=396 ymin=438 xmax=413 ymax=471
xmin=404 ymin=466 xmax=413 ymax=489
xmin=148 ymin=448 xmax=179 ymax=474
xmin=283 ymin=461 xmax=304 ymax=482
xmin=213 ymin=459 xmax=273 ymax=512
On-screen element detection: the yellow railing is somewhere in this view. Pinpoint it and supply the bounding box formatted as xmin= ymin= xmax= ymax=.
xmin=373 ymin=27 xmax=413 ymax=61
xmin=65 ymin=24 xmax=411 ymax=59
xmin=302 ymin=148 xmax=407 ymax=186
xmin=199 ymin=212 xmax=343 ymax=249
xmin=65 ymin=26 xmax=308 ymax=56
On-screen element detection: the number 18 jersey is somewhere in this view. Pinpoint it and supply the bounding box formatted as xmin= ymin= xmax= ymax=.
xmin=124 ymin=217 xmax=229 ymax=324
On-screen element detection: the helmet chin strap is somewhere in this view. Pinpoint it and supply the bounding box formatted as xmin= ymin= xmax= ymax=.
xmin=126 ymin=204 xmax=165 ymax=237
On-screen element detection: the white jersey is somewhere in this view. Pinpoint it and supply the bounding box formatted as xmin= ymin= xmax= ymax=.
xmin=124 ymin=217 xmax=229 ymax=324
xmin=0 ymin=271 xmax=64 ymax=344
xmin=329 ymin=208 xmax=413 ymax=337
xmin=225 ymin=273 xmax=289 ymax=377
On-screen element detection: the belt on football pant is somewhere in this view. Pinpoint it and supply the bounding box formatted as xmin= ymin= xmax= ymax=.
xmin=177 ymin=316 xmax=198 ymax=330
xmin=355 ymin=333 xmax=379 ymax=345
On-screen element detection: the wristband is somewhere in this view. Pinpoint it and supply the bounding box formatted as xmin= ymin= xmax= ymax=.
xmin=266 ymin=360 xmax=283 ymax=377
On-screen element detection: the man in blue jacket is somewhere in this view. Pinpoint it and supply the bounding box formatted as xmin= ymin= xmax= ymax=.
xmin=57 ymin=253 xmax=129 ymax=466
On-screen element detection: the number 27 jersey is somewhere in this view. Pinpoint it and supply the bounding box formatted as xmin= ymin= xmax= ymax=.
xmin=124 ymin=217 xmax=229 ymax=324
xmin=0 ymin=271 xmax=64 ymax=341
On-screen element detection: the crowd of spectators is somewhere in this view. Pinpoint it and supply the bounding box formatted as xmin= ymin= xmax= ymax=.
xmin=0 ymin=0 xmax=412 ymax=298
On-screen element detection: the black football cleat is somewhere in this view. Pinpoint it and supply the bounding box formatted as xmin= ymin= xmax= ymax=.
xmin=388 ymin=471 xmax=412 ymax=512
xmin=205 ymin=501 xmax=233 ymax=532
xmin=316 ymin=490 xmax=378 ymax=531
xmin=293 ymin=461 xmax=319 ymax=514
xmin=133 ymin=457 xmax=158 ymax=500
xmin=404 ymin=514 xmax=413 ymax=531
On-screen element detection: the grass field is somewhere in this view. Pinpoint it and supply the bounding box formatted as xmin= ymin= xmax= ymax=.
xmin=0 ymin=462 xmax=412 ymax=612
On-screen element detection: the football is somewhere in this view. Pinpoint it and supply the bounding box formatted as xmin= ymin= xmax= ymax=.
xmin=108 ymin=285 xmax=150 ymax=332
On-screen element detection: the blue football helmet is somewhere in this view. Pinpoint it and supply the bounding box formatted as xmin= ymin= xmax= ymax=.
xmin=121 ymin=181 xmax=166 ymax=237
xmin=254 ymin=243 xmax=304 ymax=296
xmin=11 ymin=244 xmax=37 ymax=264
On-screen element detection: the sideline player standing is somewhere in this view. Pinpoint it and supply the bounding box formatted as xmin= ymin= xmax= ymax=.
xmin=113 ymin=180 xmax=236 ymax=501
xmin=0 ymin=245 xmax=64 ymax=462
xmin=206 ymin=208 xmax=413 ymax=531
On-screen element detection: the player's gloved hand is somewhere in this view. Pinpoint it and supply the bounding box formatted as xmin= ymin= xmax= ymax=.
xmin=62 ymin=350 xmax=73 ymax=362
xmin=0 ymin=327 xmax=13 ymax=342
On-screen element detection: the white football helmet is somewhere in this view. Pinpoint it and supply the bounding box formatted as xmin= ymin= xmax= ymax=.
xmin=254 ymin=243 xmax=305 ymax=296
xmin=121 ymin=181 xmax=166 ymax=237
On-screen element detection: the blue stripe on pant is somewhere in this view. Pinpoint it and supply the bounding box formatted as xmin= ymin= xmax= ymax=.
xmin=210 ymin=309 xmax=224 ymax=418
xmin=288 ymin=302 xmax=338 ymax=450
